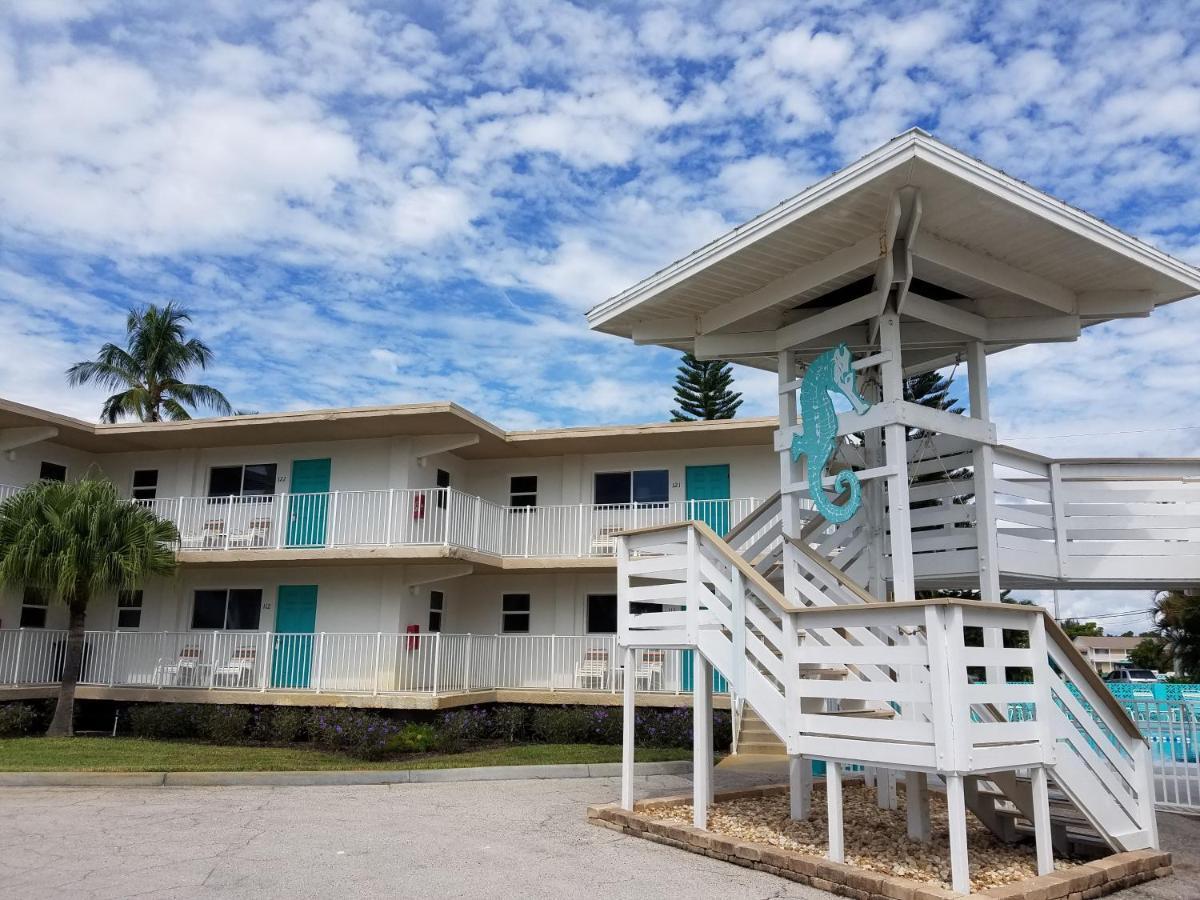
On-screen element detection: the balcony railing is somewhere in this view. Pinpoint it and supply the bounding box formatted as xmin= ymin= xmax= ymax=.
xmin=0 ymin=628 xmax=719 ymax=697
xmin=129 ymin=489 xmax=758 ymax=558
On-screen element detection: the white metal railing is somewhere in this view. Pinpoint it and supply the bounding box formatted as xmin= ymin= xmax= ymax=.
xmin=130 ymin=489 xmax=758 ymax=559
xmin=0 ymin=629 xmax=712 ymax=698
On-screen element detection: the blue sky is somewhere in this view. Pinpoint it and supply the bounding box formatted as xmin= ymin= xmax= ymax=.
xmin=3 ymin=1 xmax=1200 ymax=626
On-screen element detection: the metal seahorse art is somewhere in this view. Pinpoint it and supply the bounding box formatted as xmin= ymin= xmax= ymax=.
xmin=790 ymin=343 xmax=873 ymax=524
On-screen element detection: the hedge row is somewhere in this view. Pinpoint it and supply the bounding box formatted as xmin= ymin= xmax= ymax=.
xmin=122 ymin=702 xmax=731 ymax=759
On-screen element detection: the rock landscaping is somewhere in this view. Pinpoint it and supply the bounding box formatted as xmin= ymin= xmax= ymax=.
xmin=588 ymin=783 xmax=1173 ymax=899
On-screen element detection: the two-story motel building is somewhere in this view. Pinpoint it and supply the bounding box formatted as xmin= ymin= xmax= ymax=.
xmin=0 ymin=396 xmax=775 ymax=706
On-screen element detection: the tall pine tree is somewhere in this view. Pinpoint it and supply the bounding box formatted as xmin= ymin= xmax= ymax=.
xmin=670 ymin=354 xmax=743 ymax=421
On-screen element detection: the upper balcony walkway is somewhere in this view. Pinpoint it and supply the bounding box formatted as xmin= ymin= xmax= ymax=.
xmin=0 ymin=484 xmax=760 ymax=567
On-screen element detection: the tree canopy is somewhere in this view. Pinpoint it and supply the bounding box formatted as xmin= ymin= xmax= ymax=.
xmin=67 ymin=302 xmax=232 ymax=423
xmin=0 ymin=479 xmax=178 ymax=734
xmin=670 ymin=354 xmax=742 ymax=421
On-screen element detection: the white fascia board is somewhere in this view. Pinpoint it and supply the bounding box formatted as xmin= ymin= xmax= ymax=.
xmin=585 ymin=132 xmax=923 ymax=329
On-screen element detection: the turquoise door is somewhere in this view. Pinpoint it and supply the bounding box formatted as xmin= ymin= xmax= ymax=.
xmin=271 ymin=585 xmax=318 ymax=688
xmin=686 ymin=464 xmax=731 ymax=535
xmin=287 ymin=458 xmax=331 ymax=547
xmin=681 ymin=652 xmax=730 ymax=693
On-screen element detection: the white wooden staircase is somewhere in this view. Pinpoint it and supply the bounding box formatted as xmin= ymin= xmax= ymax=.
xmin=615 ymin=499 xmax=1158 ymax=891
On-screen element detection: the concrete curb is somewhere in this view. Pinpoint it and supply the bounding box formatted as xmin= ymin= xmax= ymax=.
xmin=0 ymin=759 xmax=691 ymax=788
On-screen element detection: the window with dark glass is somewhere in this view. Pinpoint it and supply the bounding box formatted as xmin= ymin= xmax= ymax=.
xmin=594 ymin=472 xmax=631 ymax=506
xmin=586 ymin=594 xmax=663 ymax=633
xmin=501 ymin=593 xmax=530 ymax=633
xmin=436 ymin=468 xmax=451 ymax=509
xmin=191 ymin=588 xmax=262 ymax=630
xmin=593 ymin=470 xmax=669 ymax=505
xmin=208 ymin=464 xmax=277 ymax=499
xmin=117 ymin=590 xmax=143 ymax=629
xmin=428 ymin=590 xmax=444 ymax=633
xmin=586 ymin=594 xmax=617 ymax=634
xmin=131 ymin=470 xmax=158 ymax=501
xmin=38 ymin=461 xmax=66 ymax=482
xmin=20 ymin=587 xmax=47 ymax=628
xmin=509 ymin=475 xmax=537 ymax=508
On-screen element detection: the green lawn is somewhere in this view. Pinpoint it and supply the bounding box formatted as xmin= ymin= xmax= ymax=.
xmin=0 ymin=737 xmax=691 ymax=772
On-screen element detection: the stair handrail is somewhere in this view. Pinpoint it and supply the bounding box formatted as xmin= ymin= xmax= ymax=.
xmin=787 ymin=536 xmax=877 ymax=605
xmin=723 ymin=491 xmax=780 ymax=544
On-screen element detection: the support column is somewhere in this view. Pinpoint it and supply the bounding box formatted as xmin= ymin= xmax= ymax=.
xmin=789 ymin=755 xmax=811 ymax=820
xmin=945 ymin=773 xmax=971 ymax=894
xmin=877 ymin=312 xmax=914 ymax=603
xmin=1031 ymin=766 xmax=1055 ymax=876
xmin=826 ymin=761 xmax=844 ymax=863
xmin=905 ymin=771 xmax=931 ymax=842
xmin=621 ymin=645 xmax=635 ymax=811
xmin=967 ymin=342 xmax=1004 ymax=689
xmin=693 ymin=654 xmax=713 ymax=828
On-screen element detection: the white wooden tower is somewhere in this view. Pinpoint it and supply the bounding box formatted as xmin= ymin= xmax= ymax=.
xmin=591 ymin=130 xmax=1200 ymax=893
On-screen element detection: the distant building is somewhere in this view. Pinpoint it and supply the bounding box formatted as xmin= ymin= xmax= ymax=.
xmin=1072 ymin=636 xmax=1144 ymax=675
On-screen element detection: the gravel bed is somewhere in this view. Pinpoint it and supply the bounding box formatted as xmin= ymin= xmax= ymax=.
xmin=642 ymin=782 xmax=1085 ymax=893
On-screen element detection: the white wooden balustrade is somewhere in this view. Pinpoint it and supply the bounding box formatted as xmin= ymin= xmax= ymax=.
xmin=615 ymin=518 xmax=1159 ymax=890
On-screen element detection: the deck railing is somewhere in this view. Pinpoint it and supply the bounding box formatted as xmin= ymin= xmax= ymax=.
xmin=125 ymin=489 xmax=758 ymax=559
xmin=0 ymin=628 xmax=713 ymax=697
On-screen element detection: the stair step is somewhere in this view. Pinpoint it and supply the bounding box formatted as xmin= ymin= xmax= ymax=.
xmin=815 ymin=708 xmax=895 ymax=719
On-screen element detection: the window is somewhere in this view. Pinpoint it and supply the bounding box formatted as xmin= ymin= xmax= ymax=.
xmin=586 ymin=594 xmax=665 ymax=634
xmin=20 ymin=587 xmax=47 ymax=628
xmin=191 ymin=589 xmax=262 ymax=630
xmin=131 ymin=470 xmax=158 ymax=501
xmin=38 ymin=461 xmax=66 ymax=482
xmin=594 ymin=469 xmax=669 ymax=506
xmin=116 ymin=590 xmax=143 ymax=629
xmin=509 ymin=475 xmax=537 ymax=508
xmin=428 ymin=590 xmax=444 ymax=633
xmin=436 ymin=468 xmax=451 ymax=509
xmin=208 ymin=464 xmax=277 ymax=498
xmin=501 ymin=593 xmax=530 ymax=633
xmin=587 ymin=594 xmax=617 ymax=634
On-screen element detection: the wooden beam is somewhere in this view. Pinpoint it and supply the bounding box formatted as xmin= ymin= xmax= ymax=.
xmin=895 ymin=400 xmax=996 ymax=445
xmin=987 ymin=314 xmax=1079 ymax=342
xmin=774 ymin=293 xmax=880 ymax=351
xmin=1077 ymin=290 xmax=1157 ymax=318
xmin=694 ymin=330 xmax=777 ymax=360
xmin=916 ymin=232 xmax=1077 ymax=313
xmin=631 ymin=316 xmax=696 ymax=344
xmin=698 ymin=236 xmax=881 ymax=334
xmin=903 ymin=292 xmax=989 ymax=339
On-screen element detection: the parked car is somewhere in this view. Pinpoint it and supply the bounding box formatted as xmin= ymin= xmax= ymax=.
xmin=1103 ymin=668 xmax=1158 ymax=683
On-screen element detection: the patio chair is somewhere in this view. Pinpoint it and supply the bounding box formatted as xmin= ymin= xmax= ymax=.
xmin=201 ymin=519 xmax=227 ymax=549
xmin=634 ymin=650 xmax=665 ymax=691
xmin=589 ymin=526 xmax=622 ymax=556
xmin=228 ymin=518 xmax=272 ymax=548
xmin=154 ymin=646 xmax=202 ymax=686
xmin=574 ymin=647 xmax=610 ymax=689
xmin=212 ymin=646 xmax=258 ymax=687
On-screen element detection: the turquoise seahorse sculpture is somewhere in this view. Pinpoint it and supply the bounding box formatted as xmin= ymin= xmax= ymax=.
xmin=790 ymin=343 xmax=872 ymax=524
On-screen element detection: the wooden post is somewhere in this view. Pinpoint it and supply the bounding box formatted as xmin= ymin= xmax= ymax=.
xmin=826 ymin=761 xmax=844 ymax=863
xmin=946 ymin=773 xmax=971 ymax=893
xmin=789 ymin=755 xmax=811 ymax=820
xmin=621 ymin=645 xmax=636 ymax=811
xmin=1031 ymin=766 xmax=1055 ymax=876
xmin=968 ymin=341 xmax=1003 ymax=693
xmin=878 ymin=312 xmax=914 ymax=603
xmin=905 ymin=771 xmax=931 ymax=842
xmin=693 ymin=654 xmax=713 ymax=828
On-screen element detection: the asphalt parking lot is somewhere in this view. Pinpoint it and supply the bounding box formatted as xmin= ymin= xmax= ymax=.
xmin=0 ymin=773 xmax=1195 ymax=899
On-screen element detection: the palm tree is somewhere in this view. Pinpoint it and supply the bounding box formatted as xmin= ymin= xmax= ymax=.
xmin=0 ymin=479 xmax=178 ymax=735
xmin=67 ymin=302 xmax=233 ymax=422
xmin=1153 ymin=591 xmax=1200 ymax=679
